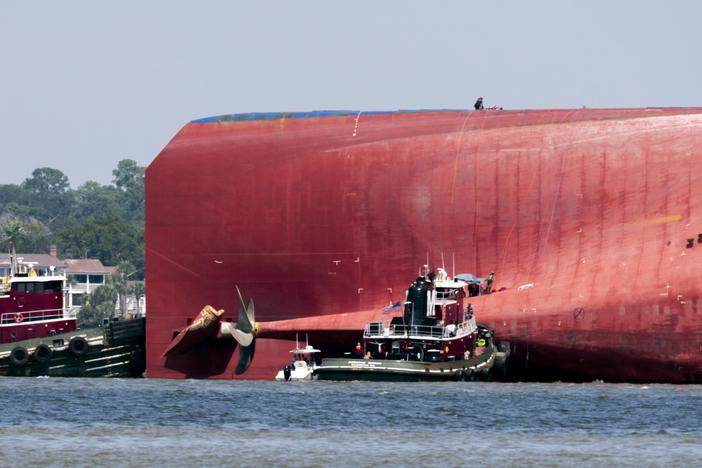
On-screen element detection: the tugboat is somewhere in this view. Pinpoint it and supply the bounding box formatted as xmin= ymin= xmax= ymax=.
xmin=0 ymin=251 xmax=145 ymax=377
xmin=0 ymin=254 xmax=77 ymax=343
xmin=315 ymin=267 xmax=498 ymax=381
xmin=274 ymin=335 xmax=321 ymax=381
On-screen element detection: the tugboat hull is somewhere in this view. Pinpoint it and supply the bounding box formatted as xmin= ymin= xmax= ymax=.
xmin=316 ymin=346 xmax=496 ymax=382
xmin=0 ymin=318 xmax=146 ymax=378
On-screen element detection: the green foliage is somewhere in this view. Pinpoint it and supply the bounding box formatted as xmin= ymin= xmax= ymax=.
xmin=0 ymin=184 xmax=28 ymax=209
xmin=0 ymin=214 xmax=51 ymax=253
xmin=56 ymin=217 xmax=144 ymax=278
xmin=0 ymin=218 xmax=25 ymax=250
xmin=72 ymin=181 xmax=126 ymax=220
xmin=78 ymin=282 xmax=118 ymax=328
xmin=113 ymin=159 xmax=144 ymax=221
xmin=22 ymin=167 xmax=69 ymax=195
xmin=0 ymin=160 xmax=145 ymax=277
xmin=78 ymin=261 xmax=141 ymax=327
xmin=20 ymin=168 xmax=73 ymax=228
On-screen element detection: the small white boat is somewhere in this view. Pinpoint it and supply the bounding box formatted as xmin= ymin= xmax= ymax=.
xmin=275 ymin=336 xmax=321 ymax=381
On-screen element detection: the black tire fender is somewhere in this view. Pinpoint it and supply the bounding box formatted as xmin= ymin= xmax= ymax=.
xmin=68 ymin=336 xmax=89 ymax=357
xmin=10 ymin=346 xmax=29 ymax=367
xmin=33 ymin=344 xmax=52 ymax=363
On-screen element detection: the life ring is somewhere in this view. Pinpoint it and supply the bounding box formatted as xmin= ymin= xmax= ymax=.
xmin=33 ymin=344 xmax=53 ymax=363
xmin=10 ymin=346 xmax=29 ymax=366
xmin=68 ymin=336 xmax=89 ymax=357
xmin=14 ymin=313 xmax=24 ymax=323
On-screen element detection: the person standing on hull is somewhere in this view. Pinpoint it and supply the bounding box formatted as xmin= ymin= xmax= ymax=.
xmin=474 ymin=97 xmax=484 ymax=110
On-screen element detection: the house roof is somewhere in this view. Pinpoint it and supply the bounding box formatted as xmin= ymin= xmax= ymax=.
xmin=0 ymin=253 xmax=67 ymax=269
xmin=64 ymin=259 xmax=116 ymax=275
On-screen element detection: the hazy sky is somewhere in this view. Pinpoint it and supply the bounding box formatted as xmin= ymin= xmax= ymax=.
xmin=1 ymin=1 xmax=700 ymax=186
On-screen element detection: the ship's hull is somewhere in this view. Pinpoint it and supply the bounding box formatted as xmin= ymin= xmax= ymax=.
xmin=146 ymin=108 xmax=702 ymax=382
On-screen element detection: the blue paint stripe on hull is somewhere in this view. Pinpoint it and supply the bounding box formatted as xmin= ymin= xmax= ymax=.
xmin=190 ymin=109 xmax=469 ymax=124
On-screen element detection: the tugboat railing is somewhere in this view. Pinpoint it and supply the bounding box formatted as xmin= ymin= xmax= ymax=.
xmin=0 ymin=308 xmax=73 ymax=325
xmin=363 ymin=320 xmax=475 ymax=339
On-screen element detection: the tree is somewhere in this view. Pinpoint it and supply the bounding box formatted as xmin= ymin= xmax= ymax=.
xmin=78 ymin=261 xmax=140 ymax=327
xmin=113 ymin=159 xmax=144 ymax=191
xmin=0 ymin=184 xmax=29 ymax=214
xmin=129 ymin=281 xmax=146 ymax=315
xmin=0 ymin=164 xmax=146 ymax=280
xmin=0 ymin=215 xmax=51 ymax=254
xmin=1 ymin=202 xmax=32 ymax=219
xmin=20 ymin=168 xmax=74 ymax=227
xmin=112 ymin=261 xmax=136 ymax=316
xmin=22 ymin=168 xmax=69 ymax=195
xmin=56 ymin=216 xmax=144 ymax=278
xmin=1 ymin=218 xmax=25 ymax=252
xmin=78 ymin=282 xmax=117 ymax=328
xmin=112 ymin=159 xmax=145 ymax=222
xmin=71 ymin=181 xmax=125 ymax=220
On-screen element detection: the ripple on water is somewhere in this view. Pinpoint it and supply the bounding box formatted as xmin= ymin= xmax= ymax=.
xmin=1 ymin=379 xmax=702 ymax=466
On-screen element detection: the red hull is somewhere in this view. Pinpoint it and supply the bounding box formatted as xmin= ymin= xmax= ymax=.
xmin=146 ymin=108 xmax=702 ymax=382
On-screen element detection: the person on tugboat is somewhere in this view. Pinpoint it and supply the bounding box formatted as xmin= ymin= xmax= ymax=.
xmin=354 ymin=342 xmax=363 ymax=357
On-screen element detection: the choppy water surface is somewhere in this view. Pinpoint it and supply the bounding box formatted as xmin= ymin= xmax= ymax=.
xmin=1 ymin=378 xmax=701 ymax=467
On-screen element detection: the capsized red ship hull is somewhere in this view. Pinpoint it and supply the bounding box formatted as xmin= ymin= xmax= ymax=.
xmin=146 ymin=108 xmax=702 ymax=382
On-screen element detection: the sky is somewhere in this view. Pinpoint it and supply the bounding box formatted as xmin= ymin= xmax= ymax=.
xmin=1 ymin=0 xmax=701 ymax=187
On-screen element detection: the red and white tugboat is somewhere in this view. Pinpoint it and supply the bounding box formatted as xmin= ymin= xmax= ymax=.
xmin=0 ymin=255 xmax=76 ymax=345
xmin=0 ymin=252 xmax=145 ymax=377
xmin=315 ymin=268 xmax=498 ymax=381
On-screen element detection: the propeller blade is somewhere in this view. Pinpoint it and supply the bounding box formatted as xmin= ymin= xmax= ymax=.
xmin=246 ymin=298 xmax=255 ymax=327
xmin=231 ymin=328 xmax=253 ymax=347
xmin=232 ymin=287 xmax=257 ymax=375
xmin=235 ymin=338 xmax=256 ymax=375
xmin=235 ymin=286 xmax=253 ymax=333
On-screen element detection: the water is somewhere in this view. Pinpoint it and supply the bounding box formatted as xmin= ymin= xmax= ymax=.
xmin=1 ymin=378 xmax=701 ymax=467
